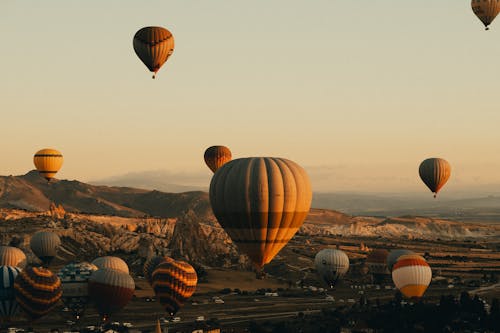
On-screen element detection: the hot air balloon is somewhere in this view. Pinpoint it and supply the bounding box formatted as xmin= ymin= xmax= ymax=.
xmin=151 ymin=260 xmax=197 ymax=316
xmin=143 ymin=256 xmax=174 ymax=285
xmin=133 ymin=26 xmax=175 ymax=79
xmin=0 ymin=266 xmax=21 ymax=323
xmin=471 ymin=0 xmax=500 ymax=30
xmin=209 ymin=157 xmax=312 ymax=269
xmin=91 ymin=256 xmax=129 ymax=274
xmin=30 ymin=231 xmax=61 ymax=267
xmin=314 ymin=249 xmax=349 ymax=288
xmin=387 ymin=249 xmax=415 ymax=272
xmin=58 ymin=262 xmax=98 ymax=320
xmin=0 ymin=246 xmax=27 ymax=268
xmin=33 ymin=148 xmax=63 ymax=181
xmin=392 ymin=254 xmax=432 ymax=299
xmin=88 ymin=268 xmax=135 ymax=321
xmin=14 ymin=266 xmax=62 ymax=320
xmin=204 ymin=146 xmax=232 ymax=173
xmin=419 ymin=158 xmax=451 ymax=198
xmin=366 ymin=249 xmax=390 ymax=284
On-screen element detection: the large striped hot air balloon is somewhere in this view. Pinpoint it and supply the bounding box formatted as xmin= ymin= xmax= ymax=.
xmin=0 ymin=266 xmax=22 ymax=322
xmin=91 ymin=256 xmax=129 ymax=274
xmin=0 ymin=246 xmax=27 ymax=268
xmin=472 ymin=0 xmax=500 ymax=30
xmin=392 ymin=254 xmax=432 ymax=299
xmin=314 ymin=249 xmax=349 ymax=288
xmin=88 ymin=268 xmax=135 ymax=320
xmin=133 ymin=26 xmax=175 ymax=79
xmin=209 ymin=157 xmax=312 ymax=269
xmin=58 ymin=262 xmax=97 ymax=320
xmin=14 ymin=266 xmax=62 ymax=320
xmin=33 ymin=148 xmax=63 ymax=181
xmin=30 ymin=231 xmax=61 ymax=267
xmin=204 ymin=146 xmax=232 ymax=173
xmin=419 ymin=158 xmax=451 ymax=198
xmin=151 ymin=260 xmax=197 ymax=316
xmin=387 ymin=249 xmax=415 ymax=272
xmin=366 ymin=249 xmax=390 ymax=284
xmin=143 ymin=256 xmax=174 ymax=285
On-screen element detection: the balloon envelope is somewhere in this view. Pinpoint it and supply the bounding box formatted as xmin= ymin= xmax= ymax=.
xmin=92 ymin=256 xmax=129 ymax=274
xmin=88 ymin=268 xmax=135 ymax=319
xmin=314 ymin=249 xmax=349 ymax=288
xmin=204 ymin=146 xmax=232 ymax=173
xmin=0 ymin=246 xmax=27 ymax=268
xmin=209 ymin=157 xmax=312 ymax=268
xmin=30 ymin=231 xmax=61 ymax=266
xmin=14 ymin=266 xmax=62 ymax=320
xmin=471 ymin=0 xmax=500 ymax=29
xmin=0 ymin=265 xmax=22 ymax=322
xmin=419 ymin=158 xmax=451 ymax=197
xmin=143 ymin=256 xmax=174 ymax=285
xmin=133 ymin=26 xmax=174 ymax=78
xmin=392 ymin=254 xmax=432 ymax=298
xmin=33 ymin=148 xmax=63 ymax=181
xmin=152 ymin=260 xmax=197 ymax=316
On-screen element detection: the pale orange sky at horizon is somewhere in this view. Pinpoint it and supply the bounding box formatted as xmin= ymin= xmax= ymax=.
xmin=1 ymin=1 xmax=500 ymax=193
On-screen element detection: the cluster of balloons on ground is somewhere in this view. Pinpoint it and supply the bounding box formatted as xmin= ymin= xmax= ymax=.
xmin=314 ymin=248 xmax=432 ymax=299
xmin=0 ymin=233 xmax=197 ymax=325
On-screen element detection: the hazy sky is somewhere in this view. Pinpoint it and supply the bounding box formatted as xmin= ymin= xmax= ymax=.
xmin=1 ymin=1 xmax=500 ymax=193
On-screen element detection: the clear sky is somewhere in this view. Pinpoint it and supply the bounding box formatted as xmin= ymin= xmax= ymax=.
xmin=1 ymin=1 xmax=500 ymax=193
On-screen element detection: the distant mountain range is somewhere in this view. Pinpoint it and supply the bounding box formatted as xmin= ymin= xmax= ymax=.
xmin=3 ymin=171 xmax=499 ymax=223
xmin=90 ymin=170 xmax=208 ymax=193
xmin=312 ymin=192 xmax=500 ymax=222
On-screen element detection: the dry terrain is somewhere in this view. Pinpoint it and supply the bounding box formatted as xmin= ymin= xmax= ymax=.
xmin=0 ymin=175 xmax=499 ymax=332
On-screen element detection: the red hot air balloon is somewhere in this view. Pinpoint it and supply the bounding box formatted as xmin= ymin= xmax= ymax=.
xmin=88 ymin=268 xmax=135 ymax=321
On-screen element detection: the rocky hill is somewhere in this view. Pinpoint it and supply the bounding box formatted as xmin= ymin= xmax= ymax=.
xmin=0 ymin=171 xmax=214 ymax=220
xmin=300 ymin=212 xmax=499 ymax=240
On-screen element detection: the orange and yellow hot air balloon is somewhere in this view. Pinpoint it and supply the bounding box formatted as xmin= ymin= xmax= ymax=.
xmin=151 ymin=259 xmax=197 ymax=316
xmin=418 ymin=158 xmax=451 ymax=198
xmin=143 ymin=256 xmax=174 ymax=285
xmin=33 ymin=148 xmax=63 ymax=182
xmin=14 ymin=266 xmax=62 ymax=320
xmin=472 ymin=0 xmax=500 ymax=30
xmin=209 ymin=157 xmax=312 ymax=269
xmin=133 ymin=26 xmax=174 ymax=79
xmin=204 ymin=146 xmax=232 ymax=173
xmin=392 ymin=254 xmax=432 ymax=299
